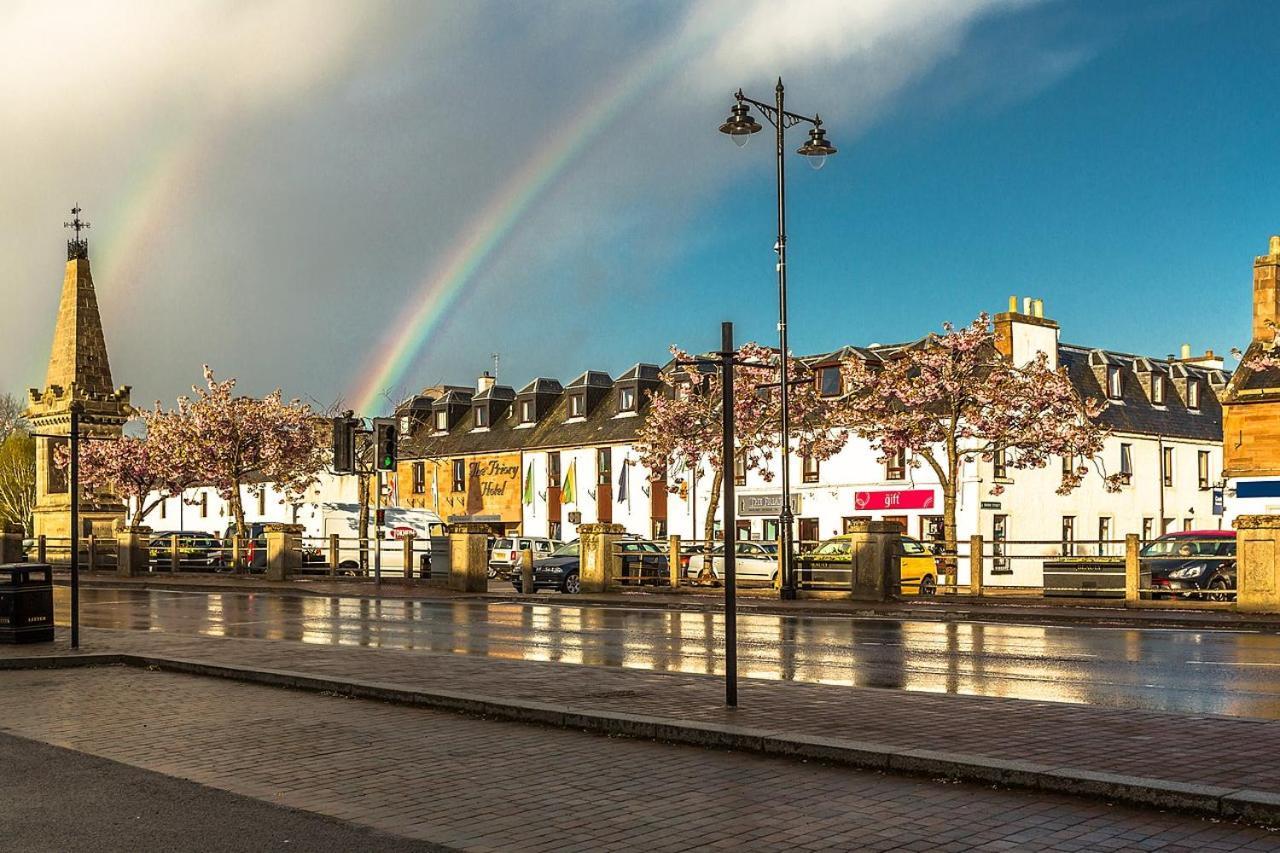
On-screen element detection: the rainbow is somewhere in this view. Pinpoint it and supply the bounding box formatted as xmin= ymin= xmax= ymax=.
xmin=349 ymin=34 xmax=703 ymax=415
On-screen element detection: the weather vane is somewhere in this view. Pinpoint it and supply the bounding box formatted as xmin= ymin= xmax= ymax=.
xmin=64 ymin=204 xmax=90 ymax=261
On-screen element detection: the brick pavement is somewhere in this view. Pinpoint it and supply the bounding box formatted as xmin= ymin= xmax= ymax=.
xmin=8 ymin=628 xmax=1280 ymax=816
xmin=1 ymin=665 xmax=1277 ymax=852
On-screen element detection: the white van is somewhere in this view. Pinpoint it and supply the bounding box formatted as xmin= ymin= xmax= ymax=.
xmin=297 ymin=502 xmax=447 ymax=576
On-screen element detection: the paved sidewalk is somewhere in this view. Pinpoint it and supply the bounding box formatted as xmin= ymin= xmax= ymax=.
xmin=63 ymin=570 xmax=1280 ymax=631
xmin=7 ymin=627 xmax=1280 ymax=823
xmin=0 ymin=730 xmax=446 ymax=852
xmin=2 ymin=665 xmax=1278 ymax=852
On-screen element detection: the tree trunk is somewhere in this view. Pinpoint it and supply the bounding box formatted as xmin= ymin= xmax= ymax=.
xmin=230 ymin=480 xmax=247 ymax=574
xmin=698 ymin=466 xmax=723 ymax=584
xmin=357 ymin=473 xmax=370 ymax=574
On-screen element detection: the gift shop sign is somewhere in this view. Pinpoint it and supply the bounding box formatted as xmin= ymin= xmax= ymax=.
xmin=854 ymin=489 xmax=936 ymax=511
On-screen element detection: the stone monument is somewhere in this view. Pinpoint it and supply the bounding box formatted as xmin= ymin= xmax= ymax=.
xmin=26 ymin=208 xmax=130 ymax=540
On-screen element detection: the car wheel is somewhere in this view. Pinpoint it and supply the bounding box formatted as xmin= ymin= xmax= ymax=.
xmin=919 ymin=575 xmax=937 ymax=596
xmin=563 ymin=572 xmax=581 ymax=595
xmin=1208 ymin=576 xmax=1231 ymax=602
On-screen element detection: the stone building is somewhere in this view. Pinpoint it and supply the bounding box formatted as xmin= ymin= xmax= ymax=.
xmin=26 ymin=213 xmax=130 ymax=539
xmin=1221 ymin=235 xmax=1280 ymax=522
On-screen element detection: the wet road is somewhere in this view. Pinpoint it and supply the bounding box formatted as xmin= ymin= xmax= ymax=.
xmin=59 ymin=587 xmax=1280 ymax=720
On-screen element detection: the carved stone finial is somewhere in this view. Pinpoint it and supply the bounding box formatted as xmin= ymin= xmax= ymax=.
xmin=63 ymin=204 xmax=90 ymax=261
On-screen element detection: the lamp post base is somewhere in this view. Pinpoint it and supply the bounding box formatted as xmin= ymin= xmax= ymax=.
xmin=779 ymin=586 xmax=798 ymax=601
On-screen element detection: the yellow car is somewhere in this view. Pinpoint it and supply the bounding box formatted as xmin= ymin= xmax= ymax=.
xmin=796 ymin=534 xmax=939 ymax=596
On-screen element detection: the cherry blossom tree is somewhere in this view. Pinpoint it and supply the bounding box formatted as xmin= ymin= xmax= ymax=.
xmin=840 ymin=315 xmax=1120 ymax=558
xmin=78 ymin=406 xmax=201 ymax=531
xmin=182 ymin=367 xmax=328 ymax=566
xmin=635 ymin=342 xmax=849 ymax=549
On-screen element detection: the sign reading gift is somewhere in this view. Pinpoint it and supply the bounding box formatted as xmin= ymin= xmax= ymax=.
xmin=854 ymin=489 xmax=937 ymax=511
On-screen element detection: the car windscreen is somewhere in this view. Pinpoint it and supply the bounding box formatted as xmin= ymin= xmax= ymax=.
xmin=813 ymin=540 xmax=851 ymax=556
xmin=1140 ymin=537 xmax=1231 ymax=558
xmin=494 ymin=538 xmax=513 ymax=550
xmin=900 ymin=538 xmax=927 ymax=555
xmin=551 ymin=541 xmax=579 ymax=556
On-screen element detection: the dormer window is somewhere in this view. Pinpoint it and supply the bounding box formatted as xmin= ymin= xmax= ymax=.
xmin=569 ymin=394 xmax=586 ymax=418
xmin=818 ymin=366 xmax=842 ymax=397
xmin=434 ymin=410 xmax=448 ymax=431
xmin=1188 ymin=380 xmax=1201 ymax=410
xmin=1107 ymin=366 xmax=1123 ymax=400
xmin=619 ymin=386 xmax=636 ymax=412
xmin=1151 ymin=374 xmax=1166 ymax=405
xmin=474 ymin=406 xmax=489 ymax=428
xmin=520 ymin=399 xmax=535 ymax=423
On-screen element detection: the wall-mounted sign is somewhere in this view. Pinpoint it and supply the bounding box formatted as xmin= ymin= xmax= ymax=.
xmin=1236 ymin=480 xmax=1280 ymax=499
xmin=447 ymin=514 xmax=502 ymax=524
xmin=854 ymin=489 xmax=936 ymax=511
xmin=567 ymin=511 xmax=582 ymax=524
xmin=1212 ymin=488 xmax=1225 ymax=516
xmin=737 ymin=493 xmax=801 ymax=517
xmin=980 ymin=501 xmax=1001 ymax=510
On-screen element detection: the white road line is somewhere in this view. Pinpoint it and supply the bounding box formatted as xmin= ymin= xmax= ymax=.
xmin=1185 ymin=660 xmax=1280 ymax=667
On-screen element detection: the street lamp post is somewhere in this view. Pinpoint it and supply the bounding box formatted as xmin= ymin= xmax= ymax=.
xmin=719 ymin=78 xmax=836 ymax=600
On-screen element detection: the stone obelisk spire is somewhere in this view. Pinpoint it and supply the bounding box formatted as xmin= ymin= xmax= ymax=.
xmin=27 ymin=207 xmax=130 ymax=540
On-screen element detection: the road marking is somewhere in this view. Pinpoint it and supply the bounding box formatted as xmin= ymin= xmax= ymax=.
xmin=1182 ymin=655 xmax=1280 ymax=666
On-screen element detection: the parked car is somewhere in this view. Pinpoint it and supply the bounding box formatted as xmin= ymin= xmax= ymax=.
xmin=148 ymin=531 xmax=225 ymax=571
xmin=793 ymin=534 xmax=939 ymax=596
xmin=489 ymin=537 xmax=559 ymax=578
xmin=510 ymin=540 xmax=670 ymax=593
xmin=685 ymin=542 xmax=778 ymax=584
xmin=220 ymin=522 xmax=269 ymax=570
xmin=1141 ymin=530 xmax=1236 ymax=600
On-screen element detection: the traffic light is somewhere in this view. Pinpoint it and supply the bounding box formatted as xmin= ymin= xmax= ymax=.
xmin=373 ymin=418 xmax=398 ymax=472
xmin=331 ymin=415 xmax=356 ymax=474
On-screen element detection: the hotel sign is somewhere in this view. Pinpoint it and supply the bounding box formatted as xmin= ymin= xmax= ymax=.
xmin=737 ymin=493 xmax=801 ymax=516
xmin=853 ymin=489 xmax=937 ymax=511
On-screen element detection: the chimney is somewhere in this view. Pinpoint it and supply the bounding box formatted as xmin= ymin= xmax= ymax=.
xmin=1180 ymin=343 xmax=1191 ymax=360
xmin=477 ymin=371 xmax=495 ymax=393
xmin=1253 ymin=235 xmax=1280 ymax=342
xmin=994 ymin=295 xmax=1059 ymax=369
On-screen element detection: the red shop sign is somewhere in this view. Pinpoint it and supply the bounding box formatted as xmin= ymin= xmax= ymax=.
xmin=854 ymin=489 xmax=936 ymax=511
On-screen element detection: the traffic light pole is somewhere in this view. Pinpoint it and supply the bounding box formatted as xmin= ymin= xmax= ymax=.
xmin=374 ymin=469 xmax=383 ymax=585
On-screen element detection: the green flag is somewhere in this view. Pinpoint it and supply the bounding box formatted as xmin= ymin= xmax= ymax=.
xmin=523 ymin=461 xmax=534 ymax=506
xmin=562 ymin=459 xmax=576 ymax=505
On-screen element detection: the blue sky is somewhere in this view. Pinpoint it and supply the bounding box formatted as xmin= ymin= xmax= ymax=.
xmin=1 ymin=1 xmax=1274 ymax=412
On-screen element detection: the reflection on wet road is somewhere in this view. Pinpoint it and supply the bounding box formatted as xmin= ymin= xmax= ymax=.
xmin=59 ymin=587 xmax=1280 ymax=720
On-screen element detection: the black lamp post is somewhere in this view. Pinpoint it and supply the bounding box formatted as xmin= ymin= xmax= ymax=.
xmin=719 ymin=78 xmax=836 ymax=600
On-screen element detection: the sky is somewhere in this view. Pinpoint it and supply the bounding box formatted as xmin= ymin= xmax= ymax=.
xmin=1 ymin=0 xmax=1275 ymax=415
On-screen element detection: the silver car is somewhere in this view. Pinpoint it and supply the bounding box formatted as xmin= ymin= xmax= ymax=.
xmin=686 ymin=541 xmax=779 ymax=583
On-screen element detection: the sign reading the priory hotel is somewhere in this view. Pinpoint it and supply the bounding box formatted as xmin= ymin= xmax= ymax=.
xmin=737 ymin=493 xmax=801 ymax=516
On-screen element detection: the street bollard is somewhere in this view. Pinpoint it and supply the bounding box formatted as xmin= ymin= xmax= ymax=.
xmin=668 ymin=534 xmax=682 ymax=588
xmin=37 ymin=536 xmax=46 ymax=564
xmin=87 ymin=534 xmax=97 ymax=573
xmin=520 ymin=548 xmax=535 ymax=596
xmin=403 ymin=534 xmax=415 ymax=580
xmin=170 ymin=533 xmax=180 ymax=573
xmin=969 ymin=535 xmax=983 ymax=597
xmin=328 ymin=533 xmax=339 ymax=578
xmin=1125 ymin=533 xmax=1140 ymax=605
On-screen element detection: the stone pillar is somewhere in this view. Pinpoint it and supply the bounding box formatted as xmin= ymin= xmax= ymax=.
xmin=448 ymin=523 xmax=490 ymax=592
xmin=845 ymin=519 xmax=899 ymax=602
xmin=1235 ymin=515 xmax=1280 ymax=612
xmin=1124 ymin=533 xmax=1140 ymax=605
xmin=668 ymin=534 xmax=682 ymax=587
xmin=0 ymin=523 xmax=24 ymax=564
xmin=264 ymin=523 xmax=303 ymax=582
xmin=579 ymin=523 xmax=625 ymax=593
xmin=969 ymin=535 xmax=984 ymax=597
xmin=116 ymin=529 xmax=152 ymax=578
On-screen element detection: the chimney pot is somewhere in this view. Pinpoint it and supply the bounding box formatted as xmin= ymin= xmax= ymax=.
xmin=1022 ymin=297 xmax=1032 ymax=314
xmin=1008 ymin=295 xmax=1018 ymax=313
xmin=1180 ymin=343 xmax=1191 ymax=360
xmin=1032 ymin=298 xmax=1044 ymax=319
xmin=1270 ymin=235 xmax=1280 ymax=256
xmin=477 ymin=371 xmax=495 ymax=393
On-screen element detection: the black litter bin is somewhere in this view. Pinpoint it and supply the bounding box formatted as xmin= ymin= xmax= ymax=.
xmin=0 ymin=563 xmax=54 ymax=643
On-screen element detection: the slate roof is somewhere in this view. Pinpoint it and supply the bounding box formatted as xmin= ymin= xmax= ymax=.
xmin=1057 ymin=344 xmax=1224 ymax=441
xmin=404 ymin=379 xmax=654 ymax=459
xmin=518 ymin=378 xmax=563 ymax=395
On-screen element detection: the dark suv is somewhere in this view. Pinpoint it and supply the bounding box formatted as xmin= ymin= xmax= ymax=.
xmin=1141 ymin=530 xmax=1236 ymax=600
xmin=221 ymin=522 xmax=270 ymax=570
